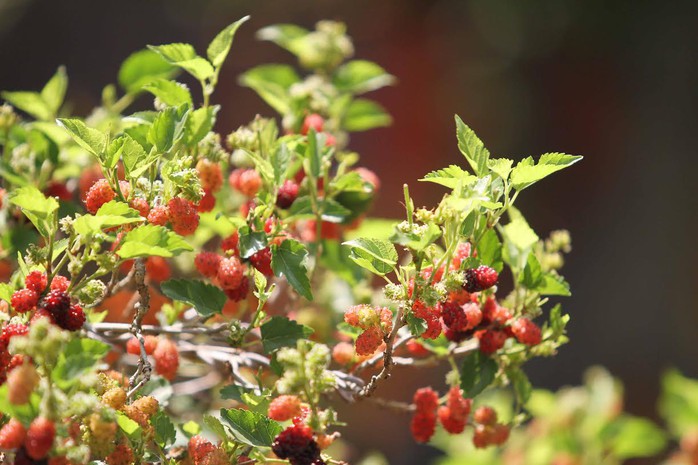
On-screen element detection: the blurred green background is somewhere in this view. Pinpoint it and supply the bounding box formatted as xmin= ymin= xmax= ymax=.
xmin=1 ymin=0 xmax=696 ymax=463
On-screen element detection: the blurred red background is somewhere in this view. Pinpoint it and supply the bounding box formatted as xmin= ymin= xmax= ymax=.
xmin=1 ymin=1 xmax=697 ymax=463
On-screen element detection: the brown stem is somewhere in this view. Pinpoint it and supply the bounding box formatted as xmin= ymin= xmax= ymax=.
xmin=127 ymin=258 xmax=152 ymax=398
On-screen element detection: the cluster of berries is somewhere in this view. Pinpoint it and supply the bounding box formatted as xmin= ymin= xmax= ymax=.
xmin=272 ymin=417 xmax=325 ymax=465
xmin=343 ymin=304 xmax=393 ymax=356
xmin=471 ymin=406 xmax=510 ymax=448
xmin=195 ymin=223 xmax=279 ymax=302
xmin=126 ymin=335 xmax=179 ymax=381
xmin=10 ymin=271 xmax=84 ymax=333
xmin=196 ymin=158 xmax=224 ymax=213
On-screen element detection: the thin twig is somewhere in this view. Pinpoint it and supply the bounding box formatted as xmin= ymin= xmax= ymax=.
xmin=127 ymin=258 xmax=152 ymax=398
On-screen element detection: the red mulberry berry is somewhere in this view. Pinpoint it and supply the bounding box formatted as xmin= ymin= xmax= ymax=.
xmin=153 ymin=338 xmax=179 ymax=381
xmin=168 ymin=197 xmax=199 ymax=236
xmin=189 ymin=435 xmax=216 ymax=465
xmin=355 ymin=327 xmax=383 ymax=356
xmin=438 ymin=406 xmax=466 ymax=434
xmin=44 ymin=181 xmax=72 ymax=201
xmin=511 ymin=318 xmax=542 ymax=346
xmin=474 ymin=406 xmax=498 ymax=425
xmin=276 ymin=180 xmax=299 ymax=209
xmin=197 ymin=188 xmax=216 ymax=212
xmin=25 ymin=271 xmax=47 ymax=293
xmin=126 ymin=335 xmax=159 ymax=356
xmin=50 ymin=275 xmax=70 ymax=292
xmin=446 ymin=386 xmax=471 ymax=420
xmin=40 ymin=290 xmax=71 ymax=322
xmin=130 ymin=197 xmax=150 ymax=218
xmin=464 ymin=265 xmax=498 ymax=293
xmin=58 ymin=304 xmax=85 ymax=331
xmin=406 ymin=340 xmax=430 ymax=357
xmin=1 ymin=323 xmax=29 ymax=346
xmin=476 ymin=329 xmax=508 ymax=355
xmin=221 ymin=232 xmax=239 ymax=255
xmin=0 ymin=418 xmax=26 ymax=449
xmin=268 ymin=395 xmax=302 ymax=422
xmin=146 ymin=256 xmax=171 ymax=282
xmin=85 ymin=179 xmax=115 ymax=214
xmin=223 ymin=278 xmax=249 ymax=302
xmin=450 ymin=242 xmax=472 ymax=270
xmin=442 ymin=301 xmax=469 ymax=332
xmin=354 ymin=167 xmax=380 ymax=191
xmin=231 ymin=169 xmax=262 ymax=197
xmin=195 ymin=252 xmax=222 ymax=279
xmin=491 ymin=424 xmax=510 ymax=445
xmin=147 ymin=205 xmax=170 ymax=226
xmin=217 ymin=257 xmax=244 ymax=290
xmin=25 ymin=417 xmax=55 ymax=460
xmin=414 ymin=387 xmax=439 ymax=412
xmin=412 ymin=301 xmax=442 ymax=339
xmin=301 ymin=114 xmax=324 ymax=135
xmin=472 ymin=424 xmax=494 ymax=449
xmin=249 ymin=247 xmax=273 ymax=277
xmin=410 ymin=412 xmax=436 ymax=443
xmin=11 ymin=289 xmax=39 ymax=313
xmin=332 ymin=342 xmax=354 ymax=365
xmin=105 ymin=443 xmax=134 ymax=465
xmin=271 ymin=423 xmax=321 ymax=465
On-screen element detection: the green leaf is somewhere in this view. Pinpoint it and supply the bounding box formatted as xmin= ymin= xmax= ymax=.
xmin=0 ymin=384 xmax=39 ymax=424
xmin=509 ymin=367 xmax=532 ymax=405
xmin=118 ymin=225 xmax=193 ymax=259
xmin=73 ymin=201 xmax=143 ymax=235
xmin=9 ymin=186 xmax=59 ymax=238
xmin=113 ymin=134 xmax=153 ymax=178
xmin=0 ymin=283 xmax=13 ymax=304
xmin=475 ymin=229 xmax=503 ymax=273
xmin=502 ymin=217 xmax=538 ymax=251
xmin=271 ymin=239 xmax=312 ymax=300
xmin=455 ymin=115 xmax=490 ymax=176
xmin=187 ymin=105 xmax=219 ymax=145
xmin=333 ymin=60 xmax=396 ymax=94
xmin=343 ymin=238 xmax=397 ymax=276
xmin=220 ymin=408 xmax=283 ymax=447
xmin=606 ymin=416 xmax=667 ymax=459
xmin=237 ymin=226 xmax=268 ymax=260
xmin=487 ymin=158 xmax=513 ymax=181
xmin=1 ymin=91 xmax=51 ymax=120
xmin=207 ymin=16 xmax=249 ymax=68
xmin=390 ymin=223 xmax=442 ymax=254
xmin=152 ymin=411 xmax=176 ymax=448
xmin=116 ymin=412 xmax=142 ymax=441
xmin=118 ymin=49 xmax=176 ymax=92
xmin=40 ymin=66 xmax=68 ymax=115
xmin=460 ymin=351 xmax=498 ymax=398
xmin=343 ymin=99 xmax=392 ymax=132
xmin=56 ymin=118 xmax=107 ymax=156
xmin=405 ymin=312 xmax=428 ymax=338
xmin=519 ymin=253 xmax=544 ymax=289
xmin=256 ymin=24 xmax=309 ymax=52
xmin=160 ymin=279 xmax=227 ymax=317
xmin=510 ymin=153 xmax=583 ymax=191
xmin=148 ymin=43 xmax=214 ymax=81
xmin=203 ymin=414 xmax=229 ymax=441
xmin=420 ymin=165 xmax=477 ymax=189
xmin=271 ymin=143 xmax=291 ymax=187
xmin=148 ymin=107 xmax=177 ymax=153
xmin=537 ymin=272 xmax=571 ymax=296
xmin=660 ymin=369 xmax=698 ymax=436
xmin=260 ymin=316 xmax=314 ymax=353
xmin=287 ymin=197 xmax=352 ymax=223
xmin=143 ymin=79 xmax=193 ymax=107
xmin=238 ymin=64 xmax=300 ymax=114
xmin=52 ymin=338 xmax=110 ymax=389
xmin=181 ymin=420 xmax=201 ymax=437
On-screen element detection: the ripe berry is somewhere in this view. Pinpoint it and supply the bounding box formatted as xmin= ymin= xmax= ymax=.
xmin=301 ymin=114 xmax=324 ymax=135
xmin=41 ymin=290 xmax=71 ymax=323
xmin=223 ymin=278 xmax=249 ymax=302
xmin=271 ymin=423 xmax=321 ymax=465
xmin=25 ymin=271 xmax=47 ymax=293
xmin=145 ymin=256 xmax=170 ymax=282
xmin=414 ymin=387 xmax=439 ymax=412
xmin=474 ymin=406 xmax=498 ymax=425
xmin=217 ymin=257 xmax=245 ymax=290
xmin=0 ymin=418 xmax=26 ymax=449
xmin=147 ymin=205 xmax=170 ymax=226
xmin=126 ymin=335 xmax=159 ymax=356
xmin=450 ymin=242 xmax=472 ymax=270
xmin=196 ymin=159 xmax=223 ymax=192
xmin=442 ymin=301 xmax=469 ymax=332
xmin=44 ymin=181 xmax=72 ymax=201
xmin=491 ymin=424 xmax=510 ymax=445
xmin=476 ymin=329 xmax=508 ymax=355
xmin=12 ymin=289 xmax=39 ymax=313
xmin=332 ymin=342 xmax=354 ymax=365
xmin=221 ymin=232 xmax=240 ymax=255
xmin=105 ymin=443 xmax=134 ymax=465
xmin=85 ymin=179 xmax=115 ymax=214
xmin=472 ymin=424 xmax=493 ymax=449
xmin=446 ymin=386 xmax=471 ymax=420
xmin=195 ymin=252 xmax=222 ymax=279
xmin=438 ymin=406 xmax=466 ymax=434
xmin=410 ymin=412 xmax=436 ymax=443
xmin=168 ymin=197 xmax=199 ymax=236
xmin=249 ymin=247 xmax=273 ymax=277
xmin=25 ymin=417 xmax=55 ymax=460
xmin=412 ymin=301 xmax=442 ymax=340
xmin=355 ymin=327 xmax=383 ymax=356
xmin=464 ymin=265 xmax=498 ymax=293
xmin=200 ymin=447 xmax=228 ymax=465
xmin=153 ymin=338 xmax=179 ymax=381
xmin=268 ymin=395 xmax=303 ymax=422
xmin=276 ymin=180 xmax=300 ymax=209
xmin=130 ymin=197 xmax=150 ymax=218
xmin=189 ymin=435 xmax=216 ymax=465
xmin=58 ymin=304 xmax=85 ymax=331
xmin=7 ymin=362 xmax=39 ymax=405
xmin=1 ymin=323 xmax=29 ymax=346
xmin=197 ymin=188 xmax=216 ymax=212
xmin=50 ymin=275 xmax=70 ymax=292
xmin=406 ymin=340 xmax=430 ymax=357
xmin=511 ymin=318 xmax=542 ymax=346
